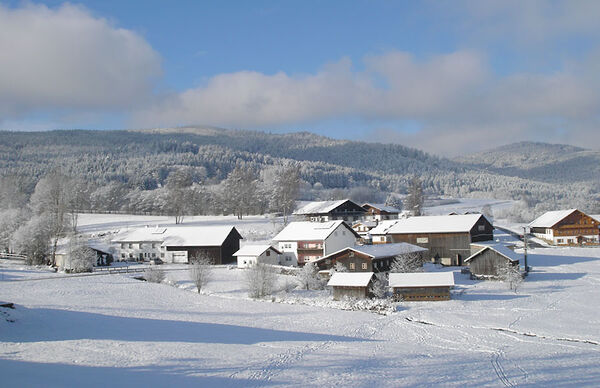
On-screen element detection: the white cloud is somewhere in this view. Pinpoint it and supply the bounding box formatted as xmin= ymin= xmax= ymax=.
xmin=0 ymin=3 xmax=161 ymax=121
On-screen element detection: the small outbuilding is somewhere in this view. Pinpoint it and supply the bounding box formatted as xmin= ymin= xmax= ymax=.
xmin=234 ymin=245 xmax=281 ymax=268
xmin=327 ymin=272 xmax=374 ymax=300
xmin=389 ymin=272 xmax=455 ymax=301
xmin=465 ymin=243 xmax=520 ymax=279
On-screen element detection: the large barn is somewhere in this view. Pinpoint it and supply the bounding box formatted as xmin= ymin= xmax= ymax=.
xmin=529 ymin=209 xmax=600 ymax=246
xmin=369 ymin=214 xmax=494 ymax=266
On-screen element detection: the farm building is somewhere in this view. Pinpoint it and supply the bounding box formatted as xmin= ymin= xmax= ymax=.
xmin=272 ymin=220 xmax=359 ymax=266
xmin=352 ymin=220 xmax=378 ymax=238
xmin=54 ymin=239 xmax=114 ymax=271
xmin=113 ymin=226 xmax=243 ymax=264
xmin=465 ymin=242 xmax=520 ymax=279
xmin=369 ymin=214 xmax=494 ymax=266
xmin=362 ymin=203 xmax=401 ymax=221
xmin=314 ymin=243 xmax=427 ymax=273
xmin=327 ymin=272 xmax=374 ymax=300
xmin=234 ymin=245 xmax=281 ymax=268
xmin=529 ymin=209 xmax=599 ymax=246
xmin=389 ymin=272 xmax=455 ymax=301
xmin=293 ymin=199 xmax=366 ymax=223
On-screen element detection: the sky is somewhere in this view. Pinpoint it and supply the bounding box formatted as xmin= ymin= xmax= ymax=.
xmin=1 ymin=0 xmax=599 ymax=156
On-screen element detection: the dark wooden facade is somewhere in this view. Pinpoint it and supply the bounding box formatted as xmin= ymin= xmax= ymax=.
xmin=467 ymin=246 xmax=519 ymax=278
xmin=531 ymin=210 xmax=600 ymax=245
xmin=165 ymin=228 xmax=242 ymax=265
xmin=303 ymin=200 xmax=366 ymax=222
xmin=332 ymin=285 xmax=371 ymax=300
xmin=388 ymin=216 xmax=493 ymax=266
xmin=315 ymin=249 xmax=395 ymax=273
xmin=392 ymin=286 xmax=451 ymax=301
xmin=362 ymin=204 xmax=399 ymax=220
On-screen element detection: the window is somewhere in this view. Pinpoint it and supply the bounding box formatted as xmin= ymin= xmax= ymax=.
xmin=152 ymin=253 xmax=156 ymax=258
xmin=380 ymin=236 xmax=386 ymax=242
xmin=349 ymin=263 xmax=355 ymax=270
xmin=152 ymin=243 xmax=156 ymax=249
xmin=121 ymin=253 xmax=125 ymax=258
xmin=266 ymin=250 xmax=270 ymax=256
xmin=349 ymin=251 xmax=354 ymax=257
xmin=128 ymin=244 xmax=133 ymax=249
xmin=478 ymin=225 xmax=485 ymax=231
xmin=121 ymin=243 xmax=126 ymax=249
xmin=361 ymin=263 xmax=367 ymax=270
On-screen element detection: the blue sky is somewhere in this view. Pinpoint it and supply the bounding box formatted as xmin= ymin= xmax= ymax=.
xmin=1 ymin=1 xmax=599 ymax=155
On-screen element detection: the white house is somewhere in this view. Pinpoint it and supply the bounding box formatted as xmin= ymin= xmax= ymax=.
xmin=272 ymin=220 xmax=360 ymax=266
xmin=234 ymin=245 xmax=281 ymax=268
xmin=112 ymin=226 xmax=166 ymax=262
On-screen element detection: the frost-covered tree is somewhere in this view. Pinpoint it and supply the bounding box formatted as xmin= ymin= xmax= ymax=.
xmin=404 ymin=176 xmax=424 ymax=216
xmin=221 ymin=165 xmax=258 ymax=219
xmin=0 ymin=208 xmax=24 ymax=252
xmin=189 ymin=254 xmax=213 ymax=293
xmin=165 ymin=168 xmax=194 ymax=224
xmin=370 ymin=272 xmax=388 ymax=299
xmin=144 ymin=268 xmax=166 ymax=283
xmin=390 ymin=252 xmax=424 ymax=273
xmin=64 ymin=236 xmax=95 ymax=273
xmin=328 ymin=261 xmax=347 ymax=277
xmin=296 ymin=262 xmax=322 ymax=290
xmin=12 ymin=213 xmax=53 ymax=265
xmin=246 ymin=263 xmax=277 ymax=298
xmin=498 ymin=261 xmax=523 ymax=293
xmin=481 ymin=204 xmax=494 ymax=224
xmin=269 ymin=163 xmax=301 ymax=224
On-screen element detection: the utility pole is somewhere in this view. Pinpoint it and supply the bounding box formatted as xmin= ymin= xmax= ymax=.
xmin=522 ymin=226 xmax=530 ymax=275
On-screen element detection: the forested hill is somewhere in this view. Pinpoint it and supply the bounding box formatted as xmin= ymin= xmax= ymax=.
xmin=0 ymin=128 xmax=597 ymax=211
xmin=455 ymin=141 xmax=600 ymax=185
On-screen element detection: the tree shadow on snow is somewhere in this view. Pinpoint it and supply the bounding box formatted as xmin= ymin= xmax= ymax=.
xmin=525 ymin=271 xmax=587 ymax=282
xmin=455 ymin=292 xmax=528 ymax=301
xmin=3 ymin=306 xmax=372 ymax=345
xmin=0 ymin=358 xmax=264 ymax=388
xmin=527 ymin=253 xmax=599 ymax=267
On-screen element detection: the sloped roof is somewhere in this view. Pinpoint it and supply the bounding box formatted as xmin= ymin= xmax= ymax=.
xmin=327 ymin=272 xmax=374 ymax=287
xmin=389 ymin=272 xmax=455 ymax=288
xmin=369 ymin=220 xmax=400 ymax=235
xmin=233 ymin=244 xmax=281 ymax=257
xmin=317 ymin=243 xmax=427 ymax=263
xmin=272 ymin=221 xmax=358 ymax=241
xmin=363 ymin=203 xmax=401 ymax=213
xmin=465 ymin=243 xmax=520 ymax=263
xmin=528 ymin=209 xmax=578 ymax=228
xmin=293 ymin=199 xmax=362 ymax=215
xmin=382 ymin=214 xmax=486 ymax=234
xmin=352 ymin=220 xmax=378 ymax=228
xmin=592 ymin=215 xmax=600 ymax=223
xmin=113 ymin=226 xmax=240 ymax=247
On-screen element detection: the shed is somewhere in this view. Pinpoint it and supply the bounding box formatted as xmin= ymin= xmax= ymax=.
xmin=465 ymin=243 xmax=520 ymax=279
xmin=327 ymin=272 xmax=374 ymax=300
xmin=234 ymin=245 xmax=281 ymax=268
xmin=389 ymin=272 xmax=455 ymax=301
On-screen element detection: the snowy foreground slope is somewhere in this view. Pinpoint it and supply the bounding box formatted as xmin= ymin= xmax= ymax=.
xmin=2 ymin=247 xmax=600 ymax=387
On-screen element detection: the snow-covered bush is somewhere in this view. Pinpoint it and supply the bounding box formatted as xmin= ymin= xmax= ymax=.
xmin=246 ymin=263 xmax=277 ymax=298
xmin=144 ymin=268 xmax=166 ymax=283
xmin=296 ymin=262 xmax=323 ymax=290
xmin=370 ymin=273 xmax=388 ymax=299
xmin=390 ymin=252 xmax=424 ymax=273
xmin=64 ymin=238 xmax=95 ymax=273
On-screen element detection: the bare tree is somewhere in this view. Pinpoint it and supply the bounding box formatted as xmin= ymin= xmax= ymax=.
xmin=296 ymin=262 xmax=322 ymax=290
xmin=498 ymin=260 xmax=523 ymax=293
xmin=404 ymin=176 xmax=424 ymax=216
xmin=370 ymin=273 xmax=388 ymax=299
xmin=390 ymin=252 xmax=425 ymax=273
xmin=189 ymin=254 xmax=213 ymax=293
xmin=246 ymin=263 xmax=277 ymax=298
xmin=165 ymin=168 xmax=193 ymax=224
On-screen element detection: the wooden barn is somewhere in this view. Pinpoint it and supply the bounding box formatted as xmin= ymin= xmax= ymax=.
xmin=465 ymin=243 xmax=520 ymax=279
xmin=327 ymin=272 xmax=374 ymax=300
xmin=369 ymin=214 xmax=494 ymax=266
xmin=362 ymin=203 xmax=401 ymax=221
xmin=389 ymin=272 xmax=455 ymax=301
xmin=161 ymin=226 xmax=243 ymax=265
xmin=293 ymin=199 xmax=366 ymax=223
xmin=313 ymin=243 xmax=427 ymax=273
xmin=529 ymin=209 xmax=600 ymax=246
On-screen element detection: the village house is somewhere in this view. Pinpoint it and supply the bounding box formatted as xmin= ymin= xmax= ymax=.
xmin=234 ymin=245 xmax=281 ymax=268
xmin=327 ymin=272 xmax=374 ymax=300
xmin=112 ymin=226 xmax=243 ymax=264
xmin=293 ymin=199 xmax=366 ymax=223
xmin=465 ymin=242 xmax=521 ymax=279
xmin=362 ymin=203 xmax=401 ymax=221
xmin=529 ymin=209 xmax=600 ymax=246
xmin=389 ymin=272 xmax=455 ymax=301
xmin=351 ymin=220 xmax=378 ymax=239
xmin=313 ymin=243 xmax=427 ymax=273
xmin=272 ymin=220 xmax=360 ymax=266
xmin=369 ymin=214 xmax=494 ymax=266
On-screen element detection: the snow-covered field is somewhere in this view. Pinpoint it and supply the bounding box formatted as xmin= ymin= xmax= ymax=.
xmin=2 ymin=206 xmax=600 ymax=387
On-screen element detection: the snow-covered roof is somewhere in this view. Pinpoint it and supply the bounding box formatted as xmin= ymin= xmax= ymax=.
xmin=273 ymin=221 xmax=358 ymax=241
xmin=388 ymin=272 xmax=455 ymax=288
xmin=352 ymin=220 xmax=378 ymax=228
xmin=233 ymin=244 xmax=280 ymax=257
xmin=317 ymin=243 xmax=427 ymax=263
xmin=592 ymin=215 xmax=600 ymax=223
xmin=381 ymin=214 xmax=487 ymax=234
xmin=327 ymin=272 xmax=374 ymax=287
xmin=363 ymin=203 xmax=401 ymax=213
xmin=113 ymin=226 xmax=240 ymax=247
xmin=369 ymin=220 xmax=400 ymax=235
xmin=529 ymin=209 xmax=578 ymax=228
xmin=465 ymin=243 xmax=520 ymax=263
xmin=293 ymin=200 xmax=361 ymax=215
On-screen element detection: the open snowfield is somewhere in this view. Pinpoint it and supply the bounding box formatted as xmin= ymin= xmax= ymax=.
xmin=2 ymin=207 xmax=600 ymax=387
